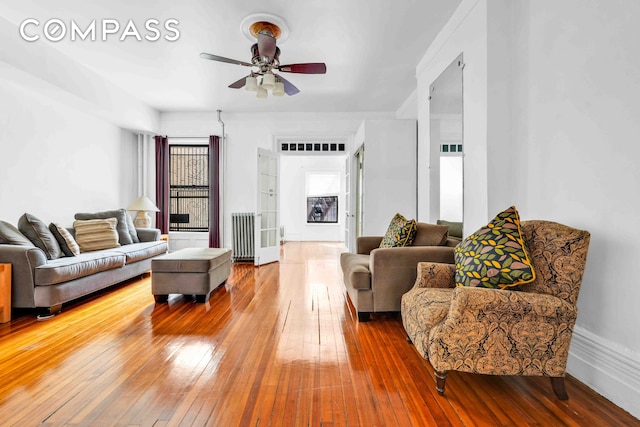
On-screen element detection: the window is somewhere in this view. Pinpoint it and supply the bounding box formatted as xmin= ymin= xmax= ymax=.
xmin=169 ymin=145 xmax=209 ymax=231
xmin=306 ymin=172 xmax=340 ymax=224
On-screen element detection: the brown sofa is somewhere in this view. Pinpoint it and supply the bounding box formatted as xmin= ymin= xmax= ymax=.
xmin=340 ymin=222 xmax=458 ymax=321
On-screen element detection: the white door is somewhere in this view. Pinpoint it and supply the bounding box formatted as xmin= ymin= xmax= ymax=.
xmin=255 ymin=149 xmax=280 ymax=266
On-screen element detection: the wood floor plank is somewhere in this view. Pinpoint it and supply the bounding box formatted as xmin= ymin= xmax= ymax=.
xmin=0 ymin=242 xmax=638 ymax=426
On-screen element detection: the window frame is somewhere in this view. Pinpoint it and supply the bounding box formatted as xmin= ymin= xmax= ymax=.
xmin=168 ymin=144 xmax=210 ymax=232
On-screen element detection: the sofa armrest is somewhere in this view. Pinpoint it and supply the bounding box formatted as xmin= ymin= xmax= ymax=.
xmin=356 ymin=236 xmax=383 ymax=255
xmin=0 ymin=244 xmax=48 ymax=308
xmin=136 ymin=228 xmax=161 ymax=242
xmin=428 ymin=286 xmax=578 ymax=376
xmin=445 ymin=237 xmax=462 ymax=247
xmin=414 ymin=262 xmax=456 ymax=289
xmin=448 ymin=286 xmax=577 ymax=323
xmin=368 ymin=246 xmax=455 ymax=312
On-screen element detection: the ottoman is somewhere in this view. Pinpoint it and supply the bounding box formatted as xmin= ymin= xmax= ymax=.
xmin=152 ymin=248 xmax=232 ymax=303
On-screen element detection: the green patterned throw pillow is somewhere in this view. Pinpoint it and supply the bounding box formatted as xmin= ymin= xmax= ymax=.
xmin=379 ymin=213 xmax=417 ymax=248
xmin=454 ymin=206 xmax=535 ymax=289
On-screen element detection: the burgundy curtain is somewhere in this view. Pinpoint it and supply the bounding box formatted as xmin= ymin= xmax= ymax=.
xmin=155 ymin=135 xmax=169 ymax=234
xmin=209 ymin=135 xmax=221 ymax=248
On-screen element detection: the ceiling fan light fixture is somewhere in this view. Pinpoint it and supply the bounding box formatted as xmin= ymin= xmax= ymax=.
xmin=273 ymin=81 xmax=285 ymax=96
xmin=245 ymin=75 xmax=258 ymax=91
xmin=256 ymin=85 xmax=268 ymax=98
xmin=262 ymin=72 xmax=276 ymax=90
xmin=201 ymin=14 xmax=324 ymax=99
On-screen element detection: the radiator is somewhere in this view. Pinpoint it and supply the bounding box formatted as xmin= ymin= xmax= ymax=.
xmin=231 ymin=212 xmax=255 ymax=262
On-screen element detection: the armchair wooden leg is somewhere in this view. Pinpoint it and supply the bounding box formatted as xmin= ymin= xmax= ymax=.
xmin=551 ymin=377 xmax=569 ymax=400
xmin=435 ymin=370 xmax=448 ymax=395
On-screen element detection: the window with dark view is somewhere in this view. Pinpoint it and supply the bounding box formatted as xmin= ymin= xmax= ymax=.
xmin=169 ymin=145 xmax=209 ymax=232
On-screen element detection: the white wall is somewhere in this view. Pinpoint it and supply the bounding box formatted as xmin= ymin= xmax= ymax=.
xmin=0 ymin=79 xmax=138 ymax=227
xmin=159 ymin=112 xmax=375 ymax=248
xmin=0 ymin=14 xmax=158 ymax=228
xmin=353 ymin=119 xmax=418 ymax=236
xmin=508 ymin=0 xmax=640 ymax=417
xmin=416 ymin=0 xmax=640 ymax=417
xmin=280 ymin=155 xmax=345 ymax=242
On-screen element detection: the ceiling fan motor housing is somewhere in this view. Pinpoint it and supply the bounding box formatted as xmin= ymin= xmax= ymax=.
xmin=251 ymin=44 xmax=280 ymax=68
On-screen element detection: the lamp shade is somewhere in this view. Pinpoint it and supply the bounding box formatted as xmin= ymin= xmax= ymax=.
xmin=127 ymin=196 xmax=159 ymax=212
xmin=245 ymin=75 xmax=258 ymax=91
xmin=262 ymin=72 xmax=275 ymax=90
xmin=273 ymin=81 xmax=285 ymax=96
xmin=256 ymin=85 xmax=268 ymax=98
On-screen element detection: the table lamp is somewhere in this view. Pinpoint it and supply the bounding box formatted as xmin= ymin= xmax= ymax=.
xmin=127 ymin=196 xmax=160 ymax=228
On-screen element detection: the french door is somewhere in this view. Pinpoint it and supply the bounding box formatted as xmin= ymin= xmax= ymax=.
xmin=255 ymin=149 xmax=280 ymax=265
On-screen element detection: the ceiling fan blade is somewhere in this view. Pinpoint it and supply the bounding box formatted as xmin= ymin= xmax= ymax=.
xmin=278 ymin=63 xmax=327 ymax=74
xmin=228 ymin=75 xmax=249 ymax=89
xmin=200 ymin=52 xmax=253 ymax=67
xmin=276 ymin=74 xmax=300 ymax=96
xmin=257 ymin=32 xmax=277 ymax=62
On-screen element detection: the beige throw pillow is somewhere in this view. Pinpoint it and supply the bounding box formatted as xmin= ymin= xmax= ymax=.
xmin=49 ymin=223 xmax=80 ymax=256
xmin=74 ymin=218 xmax=120 ymax=252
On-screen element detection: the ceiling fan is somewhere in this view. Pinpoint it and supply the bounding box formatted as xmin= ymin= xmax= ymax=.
xmin=200 ymin=18 xmax=326 ymax=97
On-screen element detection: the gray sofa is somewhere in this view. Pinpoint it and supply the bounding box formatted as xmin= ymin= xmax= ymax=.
xmin=0 ymin=227 xmax=167 ymax=315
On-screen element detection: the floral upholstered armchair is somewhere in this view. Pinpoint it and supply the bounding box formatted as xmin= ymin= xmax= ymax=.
xmin=401 ymin=217 xmax=590 ymax=399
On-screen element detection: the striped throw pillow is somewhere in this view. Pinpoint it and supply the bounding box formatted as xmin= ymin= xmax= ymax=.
xmin=49 ymin=223 xmax=80 ymax=256
xmin=73 ymin=218 xmax=120 ymax=252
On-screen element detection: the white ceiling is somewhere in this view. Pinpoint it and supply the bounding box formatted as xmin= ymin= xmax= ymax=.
xmin=2 ymin=0 xmax=461 ymax=114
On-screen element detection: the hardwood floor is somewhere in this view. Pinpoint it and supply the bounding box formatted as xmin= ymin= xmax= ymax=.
xmin=0 ymin=242 xmax=637 ymax=426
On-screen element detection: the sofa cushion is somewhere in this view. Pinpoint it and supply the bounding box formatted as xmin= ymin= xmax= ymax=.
xmin=18 ymin=213 xmax=62 ymax=260
xmin=125 ymin=213 xmax=140 ymax=243
xmin=49 ymin=223 xmax=80 ymax=257
xmin=75 ymin=209 xmax=133 ymax=245
xmin=0 ymin=220 xmax=34 ymax=246
xmin=74 ymin=218 xmax=121 ymax=252
xmin=114 ymin=240 xmax=167 ymax=264
xmin=152 ymin=248 xmax=231 ymax=273
xmin=339 ymin=253 xmax=371 ymax=290
xmin=437 ymin=220 xmax=463 ymax=239
xmin=413 ymin=223 xmax=449 ymax=246
xmin=454 ymin=206 xmax=536 ymax=289
xmin=379 ymin=213 xmax=417 ymax=248
xmin=34 ymin=251 xmax=126 ymax=286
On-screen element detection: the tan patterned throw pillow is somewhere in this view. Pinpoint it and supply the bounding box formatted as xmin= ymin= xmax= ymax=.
xmin=74 ymin=218 xmax=120 ymax=252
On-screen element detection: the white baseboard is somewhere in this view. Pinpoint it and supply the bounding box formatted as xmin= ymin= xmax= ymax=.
xmin=567 ymin=325 xmax=640 ymax=419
